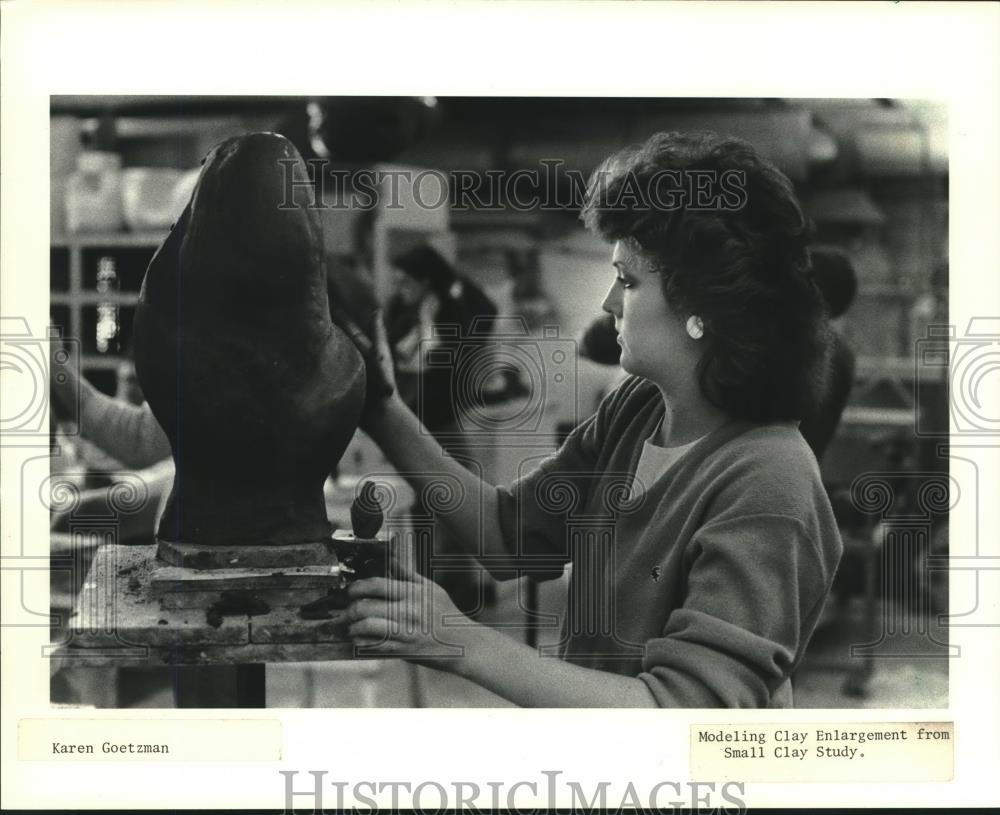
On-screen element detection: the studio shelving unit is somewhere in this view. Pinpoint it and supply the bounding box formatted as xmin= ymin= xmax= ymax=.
xmin=50 ymin=231 xmax=167 ymax=395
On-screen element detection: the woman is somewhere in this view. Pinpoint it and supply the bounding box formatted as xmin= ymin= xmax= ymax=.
xmin=344 ymin=131 xmax=843 ymax=708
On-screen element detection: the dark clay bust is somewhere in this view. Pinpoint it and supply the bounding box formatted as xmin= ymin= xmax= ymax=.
xmin=133 ymin=132 xmax=366 ymax=547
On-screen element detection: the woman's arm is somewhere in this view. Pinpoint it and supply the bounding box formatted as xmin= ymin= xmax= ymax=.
xmin=345 ymin=550 xmax=659 ymax=708
xmin=50 ymin=459 xmax=174 ymax=541
xmin=351 ymin=310 xmax=601 ymax=577
xmin=348 ymin=309 xmax=510 ymax=564
xmin=450 ymin=623 xmax=659 ymax=708
xmin=363 ymin=394 xmax=509 ymax=564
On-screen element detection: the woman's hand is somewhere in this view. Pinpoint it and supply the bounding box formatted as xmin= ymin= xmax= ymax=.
xmin=330 ymin=306 xmax=398 ymax=431
xmin=343 ymin=540 xmax=475 ymax=667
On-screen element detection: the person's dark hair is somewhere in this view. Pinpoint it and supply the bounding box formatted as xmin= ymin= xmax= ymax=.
xmin=581 ymin=131 xmax=830 ymax=423
xmin=392 ymin=244 xmax=457 ymax=296
xmin=810 ymin=247 xmax=857 ymax=319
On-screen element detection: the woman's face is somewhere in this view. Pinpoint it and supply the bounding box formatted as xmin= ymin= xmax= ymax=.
xmin=601 ymin=240 xmax=700 ymax=390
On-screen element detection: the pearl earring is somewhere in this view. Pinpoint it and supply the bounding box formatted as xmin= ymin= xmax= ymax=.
xmin=686 ymin=315 xmax=704 ymax=340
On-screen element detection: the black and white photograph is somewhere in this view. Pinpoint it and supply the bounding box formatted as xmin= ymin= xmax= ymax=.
xmin=45 ymin=94 xmax=950 ymax=710
xmin=2 ymin=2 xmax=998 ymax=812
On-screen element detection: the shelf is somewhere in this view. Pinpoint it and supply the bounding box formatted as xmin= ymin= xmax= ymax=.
xmin=51 ymin=293 xmax=141 ymax=306
xmin=80 ymin=357 xmax=129 ymax=371
xmin=841 ymin=407 xmax=914 ymax=428
xmin=856 ymin=356 xmax=946 ymax=384
xmin=858 ymin=283 xmax=926 ymax=298
xmin=51 ymin=231 xmax=168 ymax=249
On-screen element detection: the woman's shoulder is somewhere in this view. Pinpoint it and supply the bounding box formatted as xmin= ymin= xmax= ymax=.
xmin=687 ymin=422 xmax=841 ymax=569
xmin=707 ymin=420 xmax=812 ymax=459
xmin=725 ymin=421 xmax=815 ymax=462
xmin=698 ymin=421 xmax=828 ymax=517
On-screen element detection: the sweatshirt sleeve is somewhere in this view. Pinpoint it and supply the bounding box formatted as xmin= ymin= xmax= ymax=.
xmin=490 ymin=377 xmax=637 ymax=577
xmin=638 ymin=512 xmax=837 ymax=708
xmin=80 ymin=385 xmax=172 ymax=470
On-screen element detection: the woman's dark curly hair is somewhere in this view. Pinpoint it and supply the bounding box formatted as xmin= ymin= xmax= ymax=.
xmin=581 ymin=131 xmax=830 ymax=423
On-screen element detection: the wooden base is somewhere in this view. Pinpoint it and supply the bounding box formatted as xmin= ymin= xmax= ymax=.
xmin=49 ymin=544 xmax=389 ymax=666
xmin=149 ymin=563 xmax=348 ymax=610
xmin=156 ymin=538 xmax=337 ymax=569
xmin=149 ymin=533 xmax=387 ymax=614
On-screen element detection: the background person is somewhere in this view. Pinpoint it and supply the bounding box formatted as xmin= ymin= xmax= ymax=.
xmin=385 ymin=243 xmax=499 ymax=439
xmin=798 ymin=246 xmax=858 ymax=463
xmin=49 ymin=344 xmax=173 ymax=538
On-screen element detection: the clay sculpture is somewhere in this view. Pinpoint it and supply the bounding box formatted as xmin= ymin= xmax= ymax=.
xmin=133 ymin=132 xmax=366 ymax=547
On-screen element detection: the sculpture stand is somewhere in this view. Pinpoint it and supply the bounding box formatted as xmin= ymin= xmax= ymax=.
xmin=50 ymin=536 xmax=391 ymax=707
xmin=148 ymin=533 xmax=387 ymax=622
xmin=51 ymin=484 xmax=396 ymax=695
xmin=151 ymin=539 xmax=347 ymax=616
xmin=148 ymin=485 xmax=389 ymax=623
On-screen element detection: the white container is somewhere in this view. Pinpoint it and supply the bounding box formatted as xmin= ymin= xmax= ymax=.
xmin=50 ymin=117 xmax=81 ymax=237
xmin=121 ymin=168 xmax=193 ymax=231
xmin=65 ymin=151 xmax=123 ymax=233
